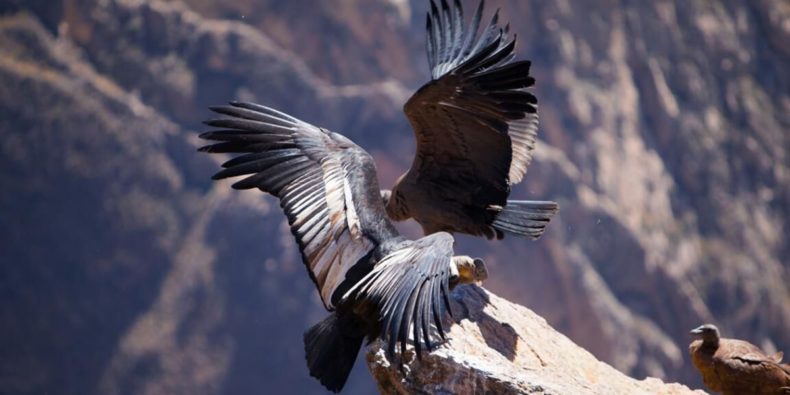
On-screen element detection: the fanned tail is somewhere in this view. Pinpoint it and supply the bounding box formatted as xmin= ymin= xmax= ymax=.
xmin=492 ymin=200 xmax=558 ymax=239
xmin=304 ymin=313 xmax=365 ymax=393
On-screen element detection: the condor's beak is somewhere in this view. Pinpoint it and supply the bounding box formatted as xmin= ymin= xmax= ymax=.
xmin=472 ymin=258 xmax=488 ymax=283
xmin=690 ymin=326 xmax=705 ymax=335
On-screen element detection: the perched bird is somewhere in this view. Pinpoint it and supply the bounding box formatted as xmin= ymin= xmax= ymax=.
xmin=199 ymin=102 xmax=488 ymax=392
xmin=383 ymin=0 xmax=558 ymax=239
xmin=689 ymin=324 xmax=790 ymax=395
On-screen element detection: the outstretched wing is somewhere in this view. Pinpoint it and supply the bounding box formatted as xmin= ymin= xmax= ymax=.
xmin=343 ymin=232 xmax=455 ymax=360
xmin=405 ymin=0 xmax=539 ymax=205
xmin=200 ymin=102 xmax=381 ymax=310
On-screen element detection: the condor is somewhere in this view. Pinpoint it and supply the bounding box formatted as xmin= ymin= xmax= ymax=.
xmin=200 ymin=102 xmax=487 ymax=392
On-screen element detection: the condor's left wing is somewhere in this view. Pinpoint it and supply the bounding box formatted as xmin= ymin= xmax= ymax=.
xmin=200 ymin=102 xmax=389 ymax=310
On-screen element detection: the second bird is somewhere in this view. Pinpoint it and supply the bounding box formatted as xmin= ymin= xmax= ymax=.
xmin=383 ymin=0 xmax=558 ymax=239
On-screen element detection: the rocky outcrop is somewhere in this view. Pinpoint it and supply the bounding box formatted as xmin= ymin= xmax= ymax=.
xmin=368 ymin=286 xmax=704 ymax=395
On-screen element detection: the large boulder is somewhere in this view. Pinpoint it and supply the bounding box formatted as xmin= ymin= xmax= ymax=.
xmin=368 ymin=286 xmax=706 ymax=395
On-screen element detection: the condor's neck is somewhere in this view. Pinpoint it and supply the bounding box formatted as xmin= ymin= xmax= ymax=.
xmin=701 ymin=337 xmax=720 ymax=351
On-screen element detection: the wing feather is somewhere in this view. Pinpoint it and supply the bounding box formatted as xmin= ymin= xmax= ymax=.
xmin=342 ymin=232 xmax=455 ymax=362
xmin=406 ymin=0 xmax=540 ymax=207
xmin=200 ymin=102 xmax=381 ymax=310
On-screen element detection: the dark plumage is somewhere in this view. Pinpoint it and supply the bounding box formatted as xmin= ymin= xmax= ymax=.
xmin=383 ymin=0 xmax=558 ymax=239
xmin=689 ymin=324 xmax=790 ymax=395
xmin=200 ymin=102 xmax=487 ymax=392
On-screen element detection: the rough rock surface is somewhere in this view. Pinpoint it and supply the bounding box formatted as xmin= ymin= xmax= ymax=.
xmin=0 ymin=0 xmax=787 ymax=394
xmin=367 ymin=286 xmax=705 ymax=395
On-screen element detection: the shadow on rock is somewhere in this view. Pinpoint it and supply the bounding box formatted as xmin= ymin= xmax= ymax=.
xmin=449 ymin=285 xmax=519 ymax=361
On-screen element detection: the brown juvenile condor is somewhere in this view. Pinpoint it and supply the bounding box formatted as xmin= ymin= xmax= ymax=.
xmin=689 ymin=324 xmax=790 ymax=395
xmin=383 ymin=0 xmax=558 ymax=239
xmin=200 ymin=102 xmax=487 ymax=392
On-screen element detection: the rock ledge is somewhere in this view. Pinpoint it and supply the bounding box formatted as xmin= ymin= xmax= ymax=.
xmin=367 ymin=286 xmax=705 ymax=395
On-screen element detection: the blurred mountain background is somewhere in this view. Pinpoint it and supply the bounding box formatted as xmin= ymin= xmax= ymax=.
xmin=0 ymin=0 xmax=787 ymax=394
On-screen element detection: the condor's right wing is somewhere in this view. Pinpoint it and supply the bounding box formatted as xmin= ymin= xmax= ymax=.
xmin=343 ymin=232 xmax=455 ymax=360
xmin=404 ymin=0 xmax=539 ymax=209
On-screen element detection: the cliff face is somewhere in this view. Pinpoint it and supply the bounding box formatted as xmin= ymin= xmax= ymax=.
xmin=0 ymin=0 xmax=787 ymax=394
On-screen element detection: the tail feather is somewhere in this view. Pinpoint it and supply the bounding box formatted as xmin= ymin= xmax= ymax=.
xmin=304 ymin=313 xmax=364 ymax=393
xmin=492 ymin=200 xmax=558 ymax=239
